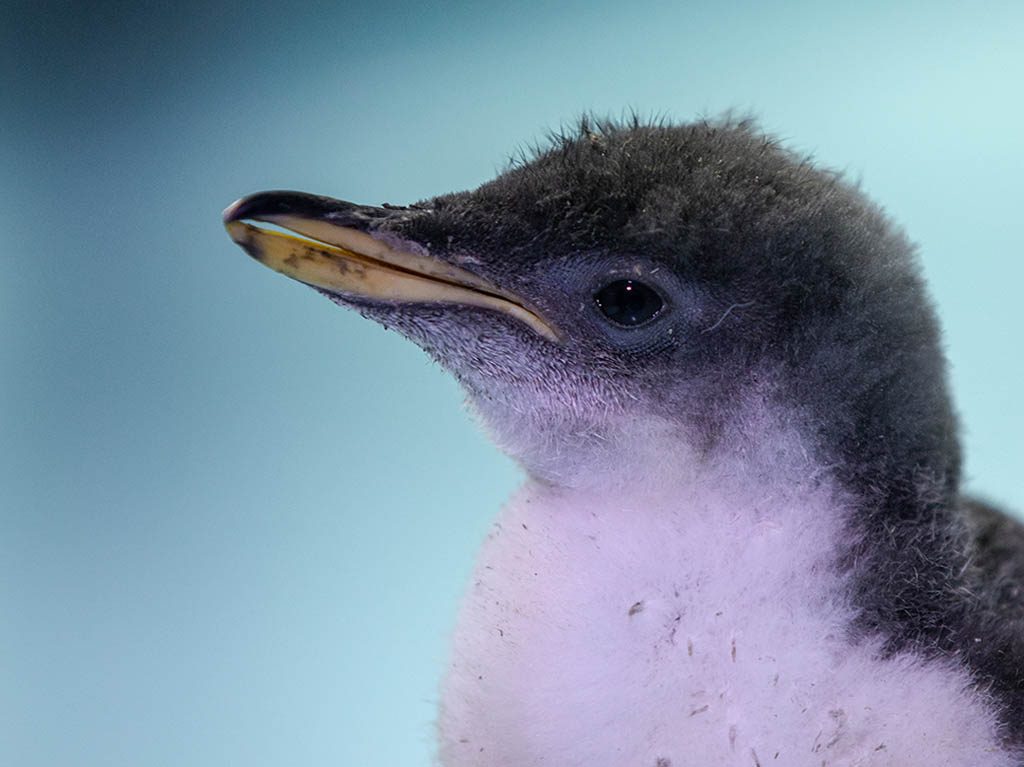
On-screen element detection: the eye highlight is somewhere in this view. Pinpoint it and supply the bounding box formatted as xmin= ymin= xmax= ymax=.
xmin=593 ymin=279 xmax=664 ymax=327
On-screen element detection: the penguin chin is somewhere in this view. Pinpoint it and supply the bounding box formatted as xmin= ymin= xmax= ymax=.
xmin=470 ymin=409 xmax=699 ymax=492
xmin=462 ymin=386 xmax=689 ymax=489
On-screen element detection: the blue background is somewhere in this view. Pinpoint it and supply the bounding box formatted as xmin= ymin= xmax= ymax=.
xmin=3 ymin=2 xmax=1022 ymax=764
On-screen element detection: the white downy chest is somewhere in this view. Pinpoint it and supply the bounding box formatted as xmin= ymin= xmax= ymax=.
xmin=437 ymin=476 xmax=1014 ymax=767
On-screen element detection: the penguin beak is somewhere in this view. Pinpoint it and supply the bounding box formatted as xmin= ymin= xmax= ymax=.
xmin=223 ymin=191 xmax=561 ymax=342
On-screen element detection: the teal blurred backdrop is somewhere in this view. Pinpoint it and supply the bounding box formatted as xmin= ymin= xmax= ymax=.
xmin=2 ymin=1 xmax=1022 ymax=765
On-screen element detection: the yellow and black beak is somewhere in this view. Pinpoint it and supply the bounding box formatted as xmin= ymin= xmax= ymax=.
xmin=223 ymin=191 xmax=560 ymax=342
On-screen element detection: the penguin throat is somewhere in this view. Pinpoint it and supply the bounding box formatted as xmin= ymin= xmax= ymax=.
xmin=472 ymin=391 xmax=831 ymax=495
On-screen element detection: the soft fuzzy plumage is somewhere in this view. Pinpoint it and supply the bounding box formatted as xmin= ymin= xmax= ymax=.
xmin=229 ymin=116 xmax=1024 ymax=765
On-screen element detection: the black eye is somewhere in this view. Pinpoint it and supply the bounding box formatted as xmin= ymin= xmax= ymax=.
xmin=593 ymin=279 xmax=664 ymax=327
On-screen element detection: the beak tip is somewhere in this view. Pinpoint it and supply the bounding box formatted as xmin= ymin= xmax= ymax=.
xmin=222 ymin=197 xmax=250 ymax=225
xmin=222 ymin=190 xmax=318 ymax=227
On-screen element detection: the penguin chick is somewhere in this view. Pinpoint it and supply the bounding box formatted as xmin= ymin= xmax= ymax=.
xmin=224 ymin=116 xmax=1024 ymax=766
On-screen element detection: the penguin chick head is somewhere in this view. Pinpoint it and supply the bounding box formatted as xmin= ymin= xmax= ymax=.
xmin=224 ymin=117 xmax=958 ymax=492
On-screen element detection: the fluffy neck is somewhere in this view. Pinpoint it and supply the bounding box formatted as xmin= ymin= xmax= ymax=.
xmin=473 ymin=384 xmax=830 ymax=494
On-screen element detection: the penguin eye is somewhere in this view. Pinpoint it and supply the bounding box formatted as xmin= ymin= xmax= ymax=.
xmin=593 ymin=279 xmax=664 ymax=327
